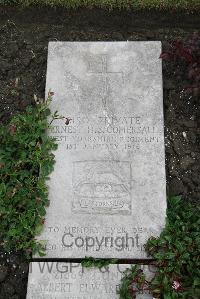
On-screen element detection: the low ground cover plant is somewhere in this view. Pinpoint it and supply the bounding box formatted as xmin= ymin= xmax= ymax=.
xmin=1 ymin=0 xmax=200 ymax=10
xmin=0 ymin=93 xmax=58 ymax=257
xmin=81 ymin=257 xmax=118 ymax=268
xmin=118 ymin=196 xmax=200 ymax=299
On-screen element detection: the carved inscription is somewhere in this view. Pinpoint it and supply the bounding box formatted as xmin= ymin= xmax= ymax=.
xmin=27 ymin=263 xmax=154 ymax=299
xmin=49 ymin=115 xmax=161 ymax=152
xmin=49 ymin=54 xmax=162 ymax=152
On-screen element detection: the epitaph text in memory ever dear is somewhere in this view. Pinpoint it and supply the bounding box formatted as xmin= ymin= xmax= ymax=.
xmin=37 ymin=42 xmax=166 ymax=259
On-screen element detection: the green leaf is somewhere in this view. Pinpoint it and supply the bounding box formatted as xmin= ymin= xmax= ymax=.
xmin=35 ymin=224 xmax=44 ymax=235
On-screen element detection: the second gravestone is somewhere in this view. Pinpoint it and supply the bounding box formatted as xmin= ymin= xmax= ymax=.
xmin=37 ymin=42 xmax=166 ymax=258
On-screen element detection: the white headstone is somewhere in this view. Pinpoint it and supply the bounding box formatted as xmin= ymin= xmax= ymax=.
xmin=26 ymin=262 xmax=155 ymax=299
xmin=37 ymin=42 xmax=166 ymax=258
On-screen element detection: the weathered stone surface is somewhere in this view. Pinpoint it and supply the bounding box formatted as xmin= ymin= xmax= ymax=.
xmin=26 ymin=262 xmax=154 ymax=299
xmin=37 ymin=42 xmax=166 ymax=258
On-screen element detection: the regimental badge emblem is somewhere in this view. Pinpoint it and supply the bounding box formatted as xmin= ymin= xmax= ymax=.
xmin=72 ymin=160 xmax=132 ymax=215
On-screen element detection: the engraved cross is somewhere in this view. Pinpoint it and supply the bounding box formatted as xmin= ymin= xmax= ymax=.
xmin=87 ymin=54 xmax=124 ymax=101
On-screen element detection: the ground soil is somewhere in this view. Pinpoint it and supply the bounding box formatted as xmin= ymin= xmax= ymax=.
xmin=0 ymin=6 xmax=199 ymax=299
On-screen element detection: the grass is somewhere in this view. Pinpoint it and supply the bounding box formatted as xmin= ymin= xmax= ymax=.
xmin=0 ymin=0 xmax=200 ymax=10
